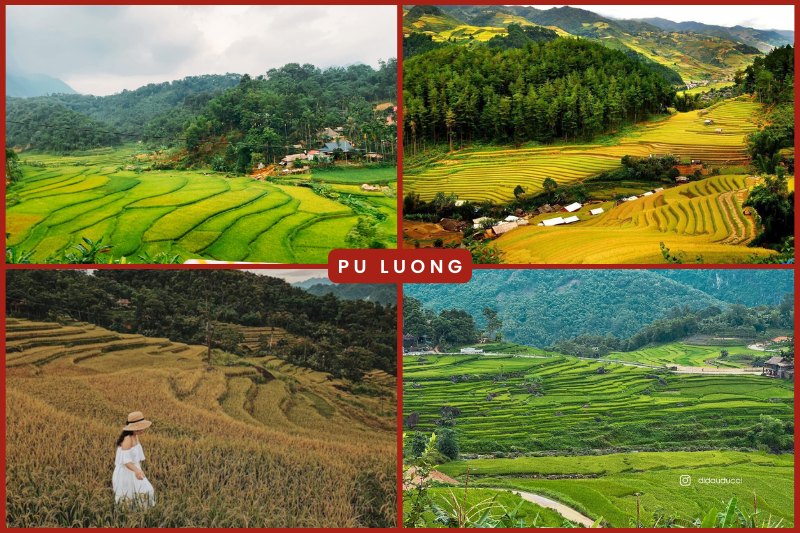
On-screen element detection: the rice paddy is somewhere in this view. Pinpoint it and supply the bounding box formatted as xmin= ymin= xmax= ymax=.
xmin=608 ymin=342 xmax=765 ymax=368
xmin=495 ymin=174 xmax=777 ymax=263
xmin=404 ymin=98 xmax=762 ymax=203
xmin=6 ymin=147 xmax=397 ymax=263
xmin=5 ymin=317 xmax=396 ymax=527
xmin=403 ymin=353 xmax=793 ymax=453
xmin=403 ymin=352 xmax=794 ymax=526
xmin=439 ymin=451 xmax=794 ymax=527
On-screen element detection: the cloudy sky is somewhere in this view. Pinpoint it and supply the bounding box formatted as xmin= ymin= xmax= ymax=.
xmin=247 ymin=269 xmax=326 ymax=284
xmin=530 ymin=5 xmax=794 ymax=30
xmin=7 ymin=5 xmax=396 ymax=96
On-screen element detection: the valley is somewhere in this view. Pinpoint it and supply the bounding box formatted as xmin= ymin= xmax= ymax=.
xmin=402 ymin=5 xmax=794 ymax=264
xmin=402 ymin=270 xmax=794 ymax=528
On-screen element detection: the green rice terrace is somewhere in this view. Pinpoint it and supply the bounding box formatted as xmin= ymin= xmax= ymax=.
xmin=404 ymin=98 xmax=761 ymax=203
xmin=403 ymin=352 xmax=794 ymax=526
xmin=5 ymin=147 xmax=397 ymax=263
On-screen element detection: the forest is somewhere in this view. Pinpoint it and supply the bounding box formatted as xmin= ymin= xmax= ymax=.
xmin=6 ymin=270 xmax=396 ymax=381
xmin=554 ymin=299 xmax=794 ymax=357
xmin=6 ymin=61 xmax=397 ymax=173
xmin=403 ymin=36 xmax=675 ymax=148
xmin=404 ymin=270 xmax=794 ymax=347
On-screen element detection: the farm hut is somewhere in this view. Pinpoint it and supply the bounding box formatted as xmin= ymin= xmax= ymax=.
xmin=320 ymin=140 xmax=356 ymax=155
xmin=590 ymin=207 xmax=605 ymax=215
xmin=440 ymin=218 xmax=467 ymax=232
xmin=491 ymin=221 xmax=519 ymax=236
xmin=539 ymin=204 xmax=554 ymax=214
xmin=763 ymin=356 xmax=794 ymax=379
xmin=517 ymin=219 xmax=529 ymax=226
xmin=676 ymin=176 xmax=690 ymax=184
xmin=624 ymin=196 xmax=639 ymax=202
xmin=716 ymin=128 xmax=723 ymax=134
xmin=643 ymin=191 xmax=654 ymax=196
xmin=537 ymin=222 xmax=545 ymax=227
xmin=454 ymin=200 xmax=466 ymax=207
xmin=563 ymin=202 xmax=582 ymax=213
xmin=563 ymin=216 xmax=580 ymax=224
xmin=504 ymin=215 xmax=520 ymax=222
xmin=460 ymin=347 xmax=484 ymax=354
xmin=704 ymin=119 xmax=714 ymax=125
xmin=542 ymin=217 xmax=565 ymax=227
xmin=654 ymin=187 xmax=665 ymax=192
xmin=364 ymin=152 xmax=384 ymax=161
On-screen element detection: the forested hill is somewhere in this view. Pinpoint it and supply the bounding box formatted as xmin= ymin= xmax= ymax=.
xmin=6 ymin=74 xmax=241 ymax=152
xmin=6 ymin=270 xmax=396 ymax=380
xmin=404 ymin=38 xmax=675 ymax=145
xmin=183 ymin=61 xmax=397 ymax=172
xmin=404 ymin=5 xmax=780 ymax=86
xmin=5 ymin=61 xmax=397 ymax=161
xmin=404 ymin=270 xmax=793 ymax=347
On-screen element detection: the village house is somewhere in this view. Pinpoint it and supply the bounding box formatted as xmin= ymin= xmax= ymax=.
xmin=491 ymin=221 xmax=518 ymax=236
xmin=763 ymin=356 xmax=794 ymax=379
xmin=563 ymin=202 xmax=582 ymax=213
xmin=319 ymin=140 xmax=358 ymax=158
xmin=440 ymin=218 xmax=468 ymax=232
xmin=280 ymin=153 xmax=307 ymax=166
xmin=590 ymin=207 xmax=605 ymax=215
xmin=361 ymin=184 xmax=382 ymax=192
xmin=675 ymin=176 xmax=690 ymax=184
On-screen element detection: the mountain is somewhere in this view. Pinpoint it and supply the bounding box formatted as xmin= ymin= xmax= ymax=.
xmin=304 ymin=283 xmax=397 ymax=306
xmin=6 ymin=72 xmax=76 ymax=97
xmin=408 ymin=5 xmax=769 ymax=83
xmin=404 ymin=270 xmax=793 ymax=347
xmin=640 ymin=19 xmax=794 ymax=52
xmin=293 ymin=277 xmax=332 ymax=289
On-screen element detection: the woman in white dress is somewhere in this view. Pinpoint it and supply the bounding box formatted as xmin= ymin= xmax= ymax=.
xmin=112 ymin=411 xmax=155 ymax=506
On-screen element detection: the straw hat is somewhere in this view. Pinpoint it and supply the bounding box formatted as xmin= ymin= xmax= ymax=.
xmin=123 ymin=411 xmax=152 ymax=431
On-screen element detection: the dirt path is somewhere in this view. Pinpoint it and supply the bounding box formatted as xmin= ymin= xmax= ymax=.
xmin=409 ymin=469 xmax=598 ymax=527
xmin=509 ymin=489 xmax=598 ymax=528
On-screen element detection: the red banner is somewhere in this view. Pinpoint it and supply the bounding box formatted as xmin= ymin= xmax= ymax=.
xmin=328 ymin=249 xmax=473 ymax=283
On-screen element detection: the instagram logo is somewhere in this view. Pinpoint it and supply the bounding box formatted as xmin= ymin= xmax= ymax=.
xmin=679 ymin=475 xmax=692 ymax=487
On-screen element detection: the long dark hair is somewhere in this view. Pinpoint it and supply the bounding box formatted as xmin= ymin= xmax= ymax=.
xmin=115 ymin=430 xmax=134 ymax=448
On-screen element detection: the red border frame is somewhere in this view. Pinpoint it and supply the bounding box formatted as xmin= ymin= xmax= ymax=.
xmin=2 ymin=1 xmax=799 ymax=530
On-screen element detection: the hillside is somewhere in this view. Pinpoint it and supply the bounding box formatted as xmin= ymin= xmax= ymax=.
xmin=6 ymin=71 xmax=76 ymax=97
xmin=6 ymin=317 xmax=395 ymax=527
xmin=404 ymin=269 xmax=793 ymax=347
xmin=6 ymin=270 xmax=396 ymax=379
xmin=405 ymin=5 xmax=780 ymax=83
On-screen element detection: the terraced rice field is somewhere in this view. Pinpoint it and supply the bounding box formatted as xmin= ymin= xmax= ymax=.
xmin=6 ymin=317 xmax=396 ymax=527
xmin=6 ymin=148 xmax=397 ymax=263
xmin=439 ymin=451 xmax=794 ymax=527
xmin=405 ymin=98 xmax=762 ymax=203
xmin=496 ymin=174 xmax=777 ymax=263
xmin=609 ymin=342 xmax=765 ymax=368
xmin=404 ymin=353 xmax=794 ymax=526
xmin=403 ymin=354 xmax=793 ymax=453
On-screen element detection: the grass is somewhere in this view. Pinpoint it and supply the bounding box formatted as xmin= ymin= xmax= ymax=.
xmin=440 ymin=452 xmax=793 ymax=527
xmin=405 ymin=98 xmax=763 ymax=203
xmin=495 ymin=174 xmax=777 ymax=264
xmin=6 ymin=147 xmax=397 ymax=263
xmin=609 ymin=342 xmax=765 ymax=368
xmin=5 ymin=317 xmax=396 ymax=527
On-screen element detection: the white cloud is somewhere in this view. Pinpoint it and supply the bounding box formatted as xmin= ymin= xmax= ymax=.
xmin=7 ymin=5 xmax=397 ymax=95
